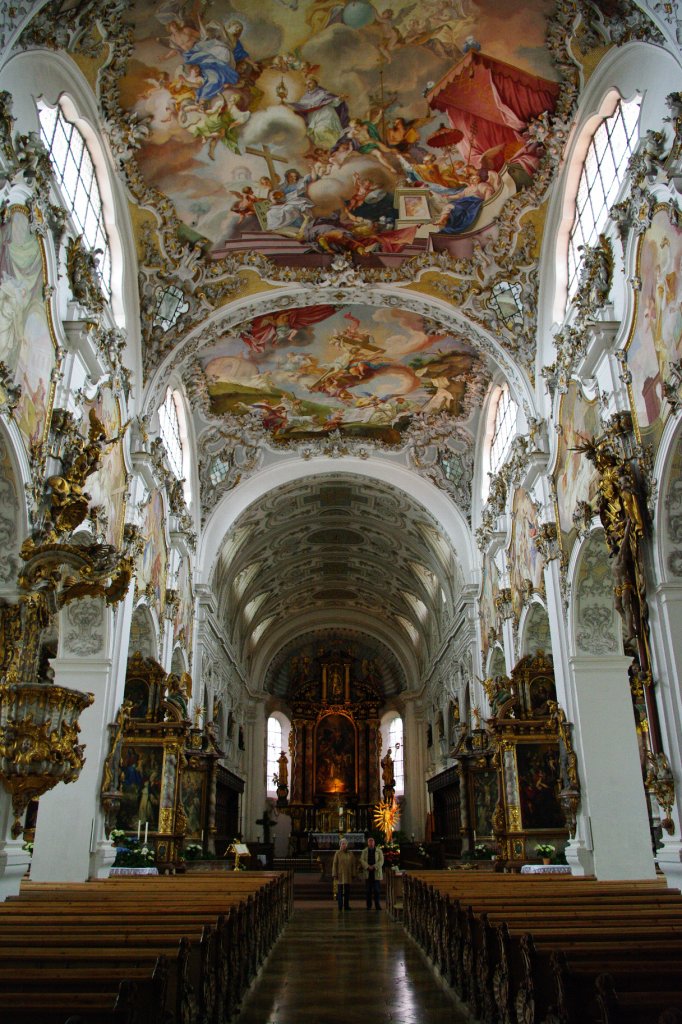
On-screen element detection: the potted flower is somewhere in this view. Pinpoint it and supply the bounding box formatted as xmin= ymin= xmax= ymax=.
xmin=474 ymin=843 xmax=494 ymax=860
xmin=109 ymin=828 xmax=127 ymax=848
xmin=184 ymin=842 xmax=204 ymax=862
xmin=113 ymin=836 xmax=156 ymax=869
xmin=535 ymin=843 xmax=556 ymax=864
xmin=381 ymin=842 xmax=401 ymax=868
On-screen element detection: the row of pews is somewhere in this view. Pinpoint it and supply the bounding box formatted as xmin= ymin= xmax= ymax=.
xmin=397 ymin=870 xmax=682 ymax=1024
xmin=0 ymin=870 xmax=293 ymax=1024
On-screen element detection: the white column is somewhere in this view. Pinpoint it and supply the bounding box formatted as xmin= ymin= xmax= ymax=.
xmin=569 ymin=654 xmax=656 ymax=880
xmin=649 ymin=582 xmax=682 ymax=886
xmin=31 ymin=598 xmax=116 ymax=882
xmin=0 ymin=793 xmax=30 ymax=900
xmin=243 ymin=706 xmax=266 ymax=843
xmin=402 ymin=699 xmax=427 ymax=838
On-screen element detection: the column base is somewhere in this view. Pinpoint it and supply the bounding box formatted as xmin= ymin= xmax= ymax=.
xmin=0 ymin=842 xmax=30 ymax=901
xmin=656 ymin=839 xmax=682 ymax=889
xmin=564 ymin=838 xmax=593 ymax=876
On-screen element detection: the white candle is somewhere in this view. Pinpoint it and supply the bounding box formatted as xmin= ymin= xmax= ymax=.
xmin=137 ymin=820 xmax=141 ymax=840
xmin=201 ymin=829 xmax=204 ymax=842
xmin=144 ymin=822 xmax=149 ymax=844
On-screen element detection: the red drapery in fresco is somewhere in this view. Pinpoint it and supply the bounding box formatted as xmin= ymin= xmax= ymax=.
xmin=426 ymin=51 xmax=560 ymax=169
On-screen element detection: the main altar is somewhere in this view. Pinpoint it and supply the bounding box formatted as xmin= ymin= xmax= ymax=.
xmin=284 ymin=647 xmax=385 ymax=850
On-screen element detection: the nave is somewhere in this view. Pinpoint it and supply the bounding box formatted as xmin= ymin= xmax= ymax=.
xmin=234 ymin=904 xmax=470 ymax=1024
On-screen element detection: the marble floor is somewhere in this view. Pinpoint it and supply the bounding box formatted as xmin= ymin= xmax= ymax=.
xmin=233 ymin=904 xmax=472 ymax=1024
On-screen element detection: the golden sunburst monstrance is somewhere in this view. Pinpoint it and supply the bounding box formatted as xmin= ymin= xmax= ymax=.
xmin=373 ymin=797 xmax=400 ymax=844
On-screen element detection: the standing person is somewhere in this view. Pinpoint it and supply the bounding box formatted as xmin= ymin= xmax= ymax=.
xmin=332 ymin=837 xmax=356 ymax=911
xmin=360 ymin=836 xmax=384 ymax=910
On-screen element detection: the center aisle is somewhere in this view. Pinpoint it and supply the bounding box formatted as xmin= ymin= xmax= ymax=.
xmin=233 ymin=904 xmax=472 ymax=1023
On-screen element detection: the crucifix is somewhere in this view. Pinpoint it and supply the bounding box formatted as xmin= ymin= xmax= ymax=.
xmin=245 ymin=143 xmax=288 ymax=186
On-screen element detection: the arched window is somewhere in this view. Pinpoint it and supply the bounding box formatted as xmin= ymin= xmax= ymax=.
xmin=158 ymin=388 xmax=192 ymax=504
xmin=37 ymin=101 xmax=112 ymax=295
xmin=387 ymin=716 xmax=404 ymax=796
xmin=566 ymin=95 xmax=640 ymax=302
xmin=489 ymin=384 xmax=516 ymax=476
xmin=266 ymin=716 xmax=283 ymax=796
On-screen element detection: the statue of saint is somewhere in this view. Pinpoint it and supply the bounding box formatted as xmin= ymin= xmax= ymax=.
xmin=277 ymin=750 xmax=288 ymax=787
xmin=381 ymin=747 xmax=395 ymax=788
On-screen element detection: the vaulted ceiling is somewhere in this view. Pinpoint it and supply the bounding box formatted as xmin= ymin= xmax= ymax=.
xmin=211 ymin=473 xmax=462 ymax=688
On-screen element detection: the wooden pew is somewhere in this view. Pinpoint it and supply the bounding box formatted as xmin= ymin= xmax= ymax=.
xmin=401 ymin=871 xmax=682 ymax=1024
xmin=0 ymin=872 xmax=290 ymax=1024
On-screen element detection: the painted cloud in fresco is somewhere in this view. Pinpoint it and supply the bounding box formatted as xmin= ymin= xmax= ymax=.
xmin=199 ymin=302 xmax=489 ymax=442
xmin=120 ymin=0 xmax=561 ymax=262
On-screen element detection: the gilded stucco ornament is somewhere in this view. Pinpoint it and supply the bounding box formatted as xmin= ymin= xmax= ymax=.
xmin=66 ymin=235 xmax=106 ymax=316
xmin=0 ymin=360 xmax=21 ymax=415
xmin=645 ymin=750 xmax=676 ymax=834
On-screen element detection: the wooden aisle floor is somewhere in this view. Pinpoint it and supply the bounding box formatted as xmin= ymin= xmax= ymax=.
xmin=233 ymin=902 xmax=472 ymax=1024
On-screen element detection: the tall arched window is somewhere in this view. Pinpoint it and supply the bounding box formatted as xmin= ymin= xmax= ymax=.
xmin=37 ymin=101 xmax=112 ymax=295
xmin=387 ymin=716 xmax=404 ymax=796
xmin=158 ymin=387 xmax=192 ymax=503
xmin=266 ymin=716 xmax=283 ymax=796
xmin=489 ymin=384 xmax=517 ymax=477
xmin=566 ymin=95 xmax=640 ymax=302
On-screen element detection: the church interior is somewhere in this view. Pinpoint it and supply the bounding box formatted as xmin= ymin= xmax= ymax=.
xmin=2 ymin=0 xmax=682 ymax=1019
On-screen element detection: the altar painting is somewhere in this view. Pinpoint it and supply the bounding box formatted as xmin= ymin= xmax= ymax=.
xmin=516 ymin=741 xmax=563 ymax=830
xmin=118 ymin=0 xmax=561 ymax=265
xmin=181 ymin=769 xmax=205 ymax=837
xmin=201 ymin=302 xmax=487 ymax=442
xmin=627 ymin=207 xmax=682 ymax=447
xmin=0 ymin=209 xmax=56 ymax=452
xmin=508 ymin=487 xmax=544 ymax=618
xmin=138 ymin=490 xmax=168 ymax=614
xmin=471 ymin=769 xmax=498 ymax=838
xmin=315 ymin=713 xmax=356 ymax=795
xmin=82 ymin=387 xmax=128 ymax=546
xmin=117 ymin=743 xmax=163 ymax=831
xmin=554 ymin=381 xmax=600 ymax=541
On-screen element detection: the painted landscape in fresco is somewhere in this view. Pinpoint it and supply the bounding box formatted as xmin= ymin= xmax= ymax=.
xmin=120 ymin=0 xmax=560 ymax=264
xmin=508 ymin=487 xmax=544 ymax=619
xmin=0 ymin=209 xmax=56 ymax=452
xmin=554 ymin=381 xmax=600 ymax=540
xmin=627 ymin=207 xmax=682 ymax=445
xmin=201 ymin=302 xmax=488 ymax=441
xmin=138 ymin=489 xmax=169 ymax=614
xmin=83 ymin=387 xmax=128 ymax=547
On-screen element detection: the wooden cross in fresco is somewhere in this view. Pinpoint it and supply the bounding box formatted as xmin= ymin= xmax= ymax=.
xmin=244 ymin=144 xmax=288 ymax=186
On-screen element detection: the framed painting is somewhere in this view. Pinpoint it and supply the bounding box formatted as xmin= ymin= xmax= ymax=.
xmin=471 ymin=769 xmax=499 ymax=839
xmin=181 ymin=768 xmax=206 ymax=838
xmin=314 ymin=713 xmax=356 ymax=796
xmin=516 ymin=742 xmax=564 ymax=830
xmin=116 ymin=743 xmax=164 ymax=832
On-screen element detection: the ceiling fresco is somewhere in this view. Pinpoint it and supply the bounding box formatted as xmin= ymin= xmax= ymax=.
xmin=119 ymin=0 xmax=561 ymax=266
xmin=198 ymin=301 xmax=490 ymax=441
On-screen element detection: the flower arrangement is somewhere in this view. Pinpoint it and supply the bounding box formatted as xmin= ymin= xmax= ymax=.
xmin=474 ymin=843 xmax=495 ymax=860
xmin=184 ymin=842 xmax=204 ymax=862
xmin=535 ymin=843 xmax=556 ymax=860
xmin=109 ymin=828 xmax=127 ymax=845
xmin=113 ymin=836 xmax=156 ymax=868
xmin=381 ymin=842 xmax=401 ymax=867
xmin=22 ymin=841 xmax=34 ymax=856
